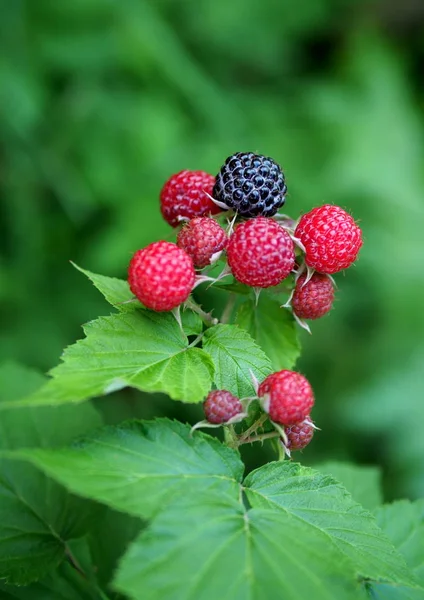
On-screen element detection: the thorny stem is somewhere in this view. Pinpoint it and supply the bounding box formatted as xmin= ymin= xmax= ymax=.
xmin=220 ymin=293 xmax=237 ymax=324
xmin=185 ymin=298 xmax=218 ymax=327
xmin=237 ymin=431 xmax=280 ymax=446
xmin=237 ymin=413 xmax=268 ymax=444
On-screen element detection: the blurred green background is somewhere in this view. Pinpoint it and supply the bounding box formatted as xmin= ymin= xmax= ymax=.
xmin=1 ymin=0 xmax=424 ymax=499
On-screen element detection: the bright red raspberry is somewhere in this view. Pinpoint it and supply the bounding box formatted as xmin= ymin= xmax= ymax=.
xmin=177 ymin=217 xmax=227 ymax=269
xmin=160 ymin=170 xmax=220 ymax=227
xmin=295 ymin=205 xmax=362 ymax=274
xmin=226 ymin=217 xmax=295 ymax=288
xmin=203 ymin=390 xmax=243 ymax=424
xmin=128 ymin=241 xmax=195 ymax=311
xmin=292 ymin=273 xmax=335 ymax=320
xmin=285 ymin=419 xmax=315 ymax=451
xmin=258 ymin=370 xmax=314 ymax=426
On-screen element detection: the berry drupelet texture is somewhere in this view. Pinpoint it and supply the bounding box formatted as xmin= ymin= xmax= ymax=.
xmin=226 ymin=217 xmax=295 ymax=288
xmin=177 ymin=217 xmax=227 ymax=269
xmin=128 ymin=241 xmax=195 ymax=311
xmin=160 ymin=170 xmax=220 ymax=227
xmin=213 ymin=152 xmax=287 ymax=217
xmin=292 ymin=273 xmax=335 ymax=320
xmin=285 ymin=419 xmax=315 ymax=451
xmin=203 ymin=390 xmax=243 ymax=424
xmin=258 ymin=370 xmax=314 ymax=426
xmin=295 ymin=204 xmax=362 ymax=274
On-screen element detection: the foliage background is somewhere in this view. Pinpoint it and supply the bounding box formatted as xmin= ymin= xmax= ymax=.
xmin=1 ymin=0 xmax=424 ymax=499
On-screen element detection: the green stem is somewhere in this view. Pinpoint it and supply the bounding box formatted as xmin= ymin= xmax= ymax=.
xmin=238 ymin=431 xmax=280 ymax=446
xmin=237 ymin=413 xmax=267 ymax=445
xmin=220 ymin=293 xmax=237 ymax=324
xmin=224 ymin=425 xmax=238 ymax=449
xmin=185 ymin=298 xmax=218 ymax=327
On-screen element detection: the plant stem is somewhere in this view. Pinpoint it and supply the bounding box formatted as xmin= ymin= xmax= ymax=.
xmin=238 ymin=431 xmax=280 ymax=446
xmin=224 ymin=425 xmax=238 ymax=449
xmin=237 ymin=413 xmax=267 ymax=444
xmin=220 ymin=293 xmax=237 ymax=324
xmin=185 ymin=298 xmax=218 ymax=327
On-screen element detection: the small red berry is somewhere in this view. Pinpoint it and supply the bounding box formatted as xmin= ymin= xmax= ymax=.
xmin=295 ymin=205 xmax=362 ymax=274
xmin=177 ymin=217 xmax=227 ymax=269
xmin=227 ymin=217 xmax=295 ymax=288
xmin=258 ymin=370 xmax=314 ymax=426
xmin=292 ymin=273 xmax=335 ymax=320
xmin=128 ymin=241 xmax=195 ymax=311
xmin=160 ymin=170 xmax=220 ymax=227
xmin=203 ymin=390 xmax=243 ymax=424
xmin=285 ymin=419 xmax=315 ymax=451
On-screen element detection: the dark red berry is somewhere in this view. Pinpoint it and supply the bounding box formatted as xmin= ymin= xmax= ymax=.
xmin=177 ymin=217 xmax=227 ymax=269
xmin=203 ymin=390 xmax=243 ymax=424
xmin=160 ymin=170 xmax=220 ymax=227
xmin=285 ymin=419 xmax=315 ymax=451
xmin=292 ymin=273 xmax=335 ymax=320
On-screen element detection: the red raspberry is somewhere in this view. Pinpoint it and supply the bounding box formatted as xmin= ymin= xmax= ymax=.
xmin=203 ymin=390 xmax=243 ymax=424
xmin=258 ymin=370 xmax=314 ymax=425
xmin=292 ymin=273 xmax=335 ymax=320
xmin=285 ymin=419 xmax=315 ymax=451
xmin=295 ymin=205 xmax=362 ymax=274
xmin=226 ymin=218 xmax=295 ymax=288
xmin=160 ymin=170 xmax=220 ymax=227
xmin=177 ymin=217 xmax=227 ymax=269
xmin=128 ymin=241 xmax=195 ymax=311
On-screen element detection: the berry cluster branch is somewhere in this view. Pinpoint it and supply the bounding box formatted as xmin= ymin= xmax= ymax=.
xmin=126 ymin=151 xmax=363 ymax=461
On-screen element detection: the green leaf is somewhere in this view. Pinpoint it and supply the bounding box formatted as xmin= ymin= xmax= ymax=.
xmin=72 ymin=264 xmax=203 ymax=335
xmin=5 ymin=420 xmax=244 ymax=520
xmin=72 ymin=262 xmax=138 ymax=311
xmin=370 ymin=500 xmax=424 ymax=599
xmin=244 ymin=461 xmax=418 ymax=589
xmin=88 ymin=508 xmax=143 ymax=591
xmin=203 ymin=324 xmax=272 ymax=397
xmin=315 ymin=461 xmax=383 ymax=510
xmin=236 ymin=296 xmax=300 ymax=371
xmin=1 ymin=312 xmax=213 ymax=409
xmin=113 ymin=493 xmax=367 ymax=600
xmin=0 ymin=361 xmax=46 ymax=403
xmin=0 ymin=561 xmax=104 ymax=600
xmin=0 ymin=363 xmax=102 ymax=585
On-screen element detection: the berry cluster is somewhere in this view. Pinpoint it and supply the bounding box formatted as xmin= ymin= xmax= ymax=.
xmin=127 ymin=151 xmax=363 ymax=457
xmin=128 ymin=151 xmax=362 ymax=321
xmin=200 ymin=369 xmax=316 ymax=456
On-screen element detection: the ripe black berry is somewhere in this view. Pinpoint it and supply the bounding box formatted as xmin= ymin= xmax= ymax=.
xmin=213 ymin=152 xmax=287 ymax=217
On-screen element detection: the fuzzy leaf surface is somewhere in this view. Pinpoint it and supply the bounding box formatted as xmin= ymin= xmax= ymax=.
xmin=316 ymin=461 xmax=383 ymax=510
xmin=72 ymin=262 xmax=139 ymax=311
xmin=203 ymin=324 xmax=272 ymax=397
xmin=244 ymin=462 xmax=418 ymax=589
xmin=113 ymin=493 xmax=367 ymax=600
xmin=370 ymin=500 xmax=424 ymax=599
xmin=236 ymin=296 xmax=300 ymax=371
xmin=0 ymin=312 xmax=212 ymax=409
xmin=0 ymin=561 xmax=103 ymax=599
xmin=6 ymin=420 xmax=244 ymax=520
xmin=0 ymin=363 xmax=101 ymax=585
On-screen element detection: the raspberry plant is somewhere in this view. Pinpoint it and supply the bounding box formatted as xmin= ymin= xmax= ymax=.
xmin=0 ymin=153 xmax=422 ymax=600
